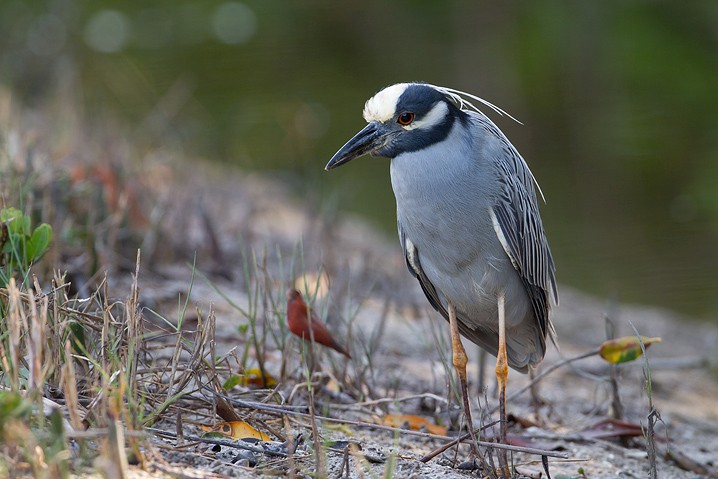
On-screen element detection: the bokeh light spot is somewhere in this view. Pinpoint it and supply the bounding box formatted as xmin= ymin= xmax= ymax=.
xmin=84 ymin=10 xmax=130 ymax=53
xmin=211 ymin=2 xmax=257 ymax=45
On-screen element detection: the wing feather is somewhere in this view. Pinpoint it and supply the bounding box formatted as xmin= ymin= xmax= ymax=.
xmin=399 ymin=222 xmax=449 ymax=322
xmin=490 ymin=144 xmax=558 ymax=342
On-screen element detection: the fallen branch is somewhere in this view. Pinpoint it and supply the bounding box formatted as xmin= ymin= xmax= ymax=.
xmin=202 ymin=384 xmax=454 ymax=441
xmin=147 ymin=427 xmax=287 ymax=458
xmin=200 ymin=385 xmax=570 ymax=460
xmin=420 ymin=423 xmax=569 ymax=463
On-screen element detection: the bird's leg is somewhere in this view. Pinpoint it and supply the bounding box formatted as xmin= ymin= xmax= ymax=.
xmin=529 ymin=366 xmax=543 ymax=417
xmin=448 ymin=303 xmax=480 ymax=460
xmin=477 ymin=349 xmax=487 ymax=394
xmin=496 ymin=290 xmax=510 ymax=477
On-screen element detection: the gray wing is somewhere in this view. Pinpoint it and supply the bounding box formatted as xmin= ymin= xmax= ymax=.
xmin=398 ymin=221 xmax=449 ymax=321
xmin=489 ymin=139 xmax=558 ymax=343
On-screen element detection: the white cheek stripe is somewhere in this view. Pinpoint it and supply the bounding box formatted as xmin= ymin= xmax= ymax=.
xmin=404 ymin=101 xmax=449 ymax=131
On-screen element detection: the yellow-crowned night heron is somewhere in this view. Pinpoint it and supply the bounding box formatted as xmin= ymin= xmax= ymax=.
xmin=325 ymin=83 xmax=558 ymax=468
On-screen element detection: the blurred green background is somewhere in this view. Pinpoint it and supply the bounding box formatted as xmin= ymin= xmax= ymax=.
xmin=2 ymin=1 xmax=717 ymax=319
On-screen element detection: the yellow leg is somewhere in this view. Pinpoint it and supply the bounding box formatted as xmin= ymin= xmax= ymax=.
xmin=448 ymin=303 xmax=480 ymax=459
xmin=496 ymin=290 xmax=510 ymax=477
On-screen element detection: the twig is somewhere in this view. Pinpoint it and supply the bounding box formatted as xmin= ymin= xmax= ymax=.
xmin=306 ymin=364 xmax=326 ymax=477
xmin=207 ymin=385 xmax=453 ymax=440
xmin=595 ymin=356 xmax=712 ymax=371
xmin=202 ymin=384 xmax=569 ymax=458
xmin=338 ymin=444 xmax=350 ymax=479
xmin=419 ymin=421 xmax=499 ymax=462
xmin=147 ymin=427 xmax=287 ymax=458
xmin=337 ymin=392 xmax=448 ymax=409
xmin=629 ymin=322 xmax=659 ymax=479
xmin=420 ymin=422 xmax=568 ymax=462
xmin=283 ymin=416 xmax=298 ymax=479
xmin=541 ymin=454 xmax=552 ymax=479
xmin=490 ymin=349 xmax=600 ymax=414
xmin=605 ymin=312 xmax=624 ymax=421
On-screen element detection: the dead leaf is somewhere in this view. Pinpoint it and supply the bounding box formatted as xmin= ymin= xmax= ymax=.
xmin=580 ymin=418 xmax=645 ymax=440
xmin=214 ymin=394 xmax=241 ymax=423
xmin=237 ymin=368 xmax=277 ymax=388
xmin=599 ymin=336 xmax=662 ymax=364
xmin=381 ymin=414 xmax=447 ymax=436
xmin=507 ymin=413 xmax=540 ymax=429
xmin=201 ymin=421 xmax=271 ymax=441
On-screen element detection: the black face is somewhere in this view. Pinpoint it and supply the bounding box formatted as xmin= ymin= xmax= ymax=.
xmin=378 ymin=84 xmax=463 ymax=157
xmin=325 ymin=84 xmax=467 ymax=171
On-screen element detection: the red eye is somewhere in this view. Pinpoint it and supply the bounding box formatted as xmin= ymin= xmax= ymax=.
xmin=397 ymin=112 xmax=415 ymax=126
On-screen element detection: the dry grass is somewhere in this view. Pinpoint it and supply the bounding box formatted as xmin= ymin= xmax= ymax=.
xmin=0 ymin=85 xmax=424 ymax=478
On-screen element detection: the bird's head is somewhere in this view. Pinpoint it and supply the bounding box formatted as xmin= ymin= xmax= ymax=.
xmin=325 ymin=83 xmax=471 ymax=169
xmin=286 ymin=288 xmax=302 ymax=302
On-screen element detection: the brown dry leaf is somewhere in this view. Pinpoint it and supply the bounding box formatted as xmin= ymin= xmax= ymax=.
xmin=580 ymin=418 xmax=646 ymax=440
xmin=599 ymin=336 xmax=662 ymax=364
xmin=201 ymin=421 xmax=271 ymax=441
xmin=381 ymin=414 xmax=448 ymax=436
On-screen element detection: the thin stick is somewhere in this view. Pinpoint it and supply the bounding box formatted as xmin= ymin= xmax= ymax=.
xmin=200 ymin=385 xmax=569 ymax=459
xmin=629 ymin=322 xmax=659 ymax=479
xmin=421 ymin=426 xmax=569 ymax=462
xmin=147 ymin=428 xmax=287 ymax=458
xmin=420 ymin=421 xmax=499 ymax=462
xmin=336 ymin=393 xmax=448 ymax=409
xmin=490 ymin=349 xmax=600 ymax=415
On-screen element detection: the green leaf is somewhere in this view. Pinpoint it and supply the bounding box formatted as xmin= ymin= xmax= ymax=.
xmin=68 ymin=321 xmax=87 ymax=354
xmin=0 ymin=390 xmax=32 ymax=429
xmin=599 ymin=336 xmax=662 ymax=364
xmin=0 ymin=207 xmax=22 ymax=223
xmin=223 ymin=374 xmax=242 ymax=390
xmin=1 ymin=208 xmax=30 ymax=236
xmin=27 ymin=223 xmax=53 ymax=262
xmin=1 ymin=239 xmax=13 ymax=255
xmin=3 ymin=233 xmax=28 ymax=266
